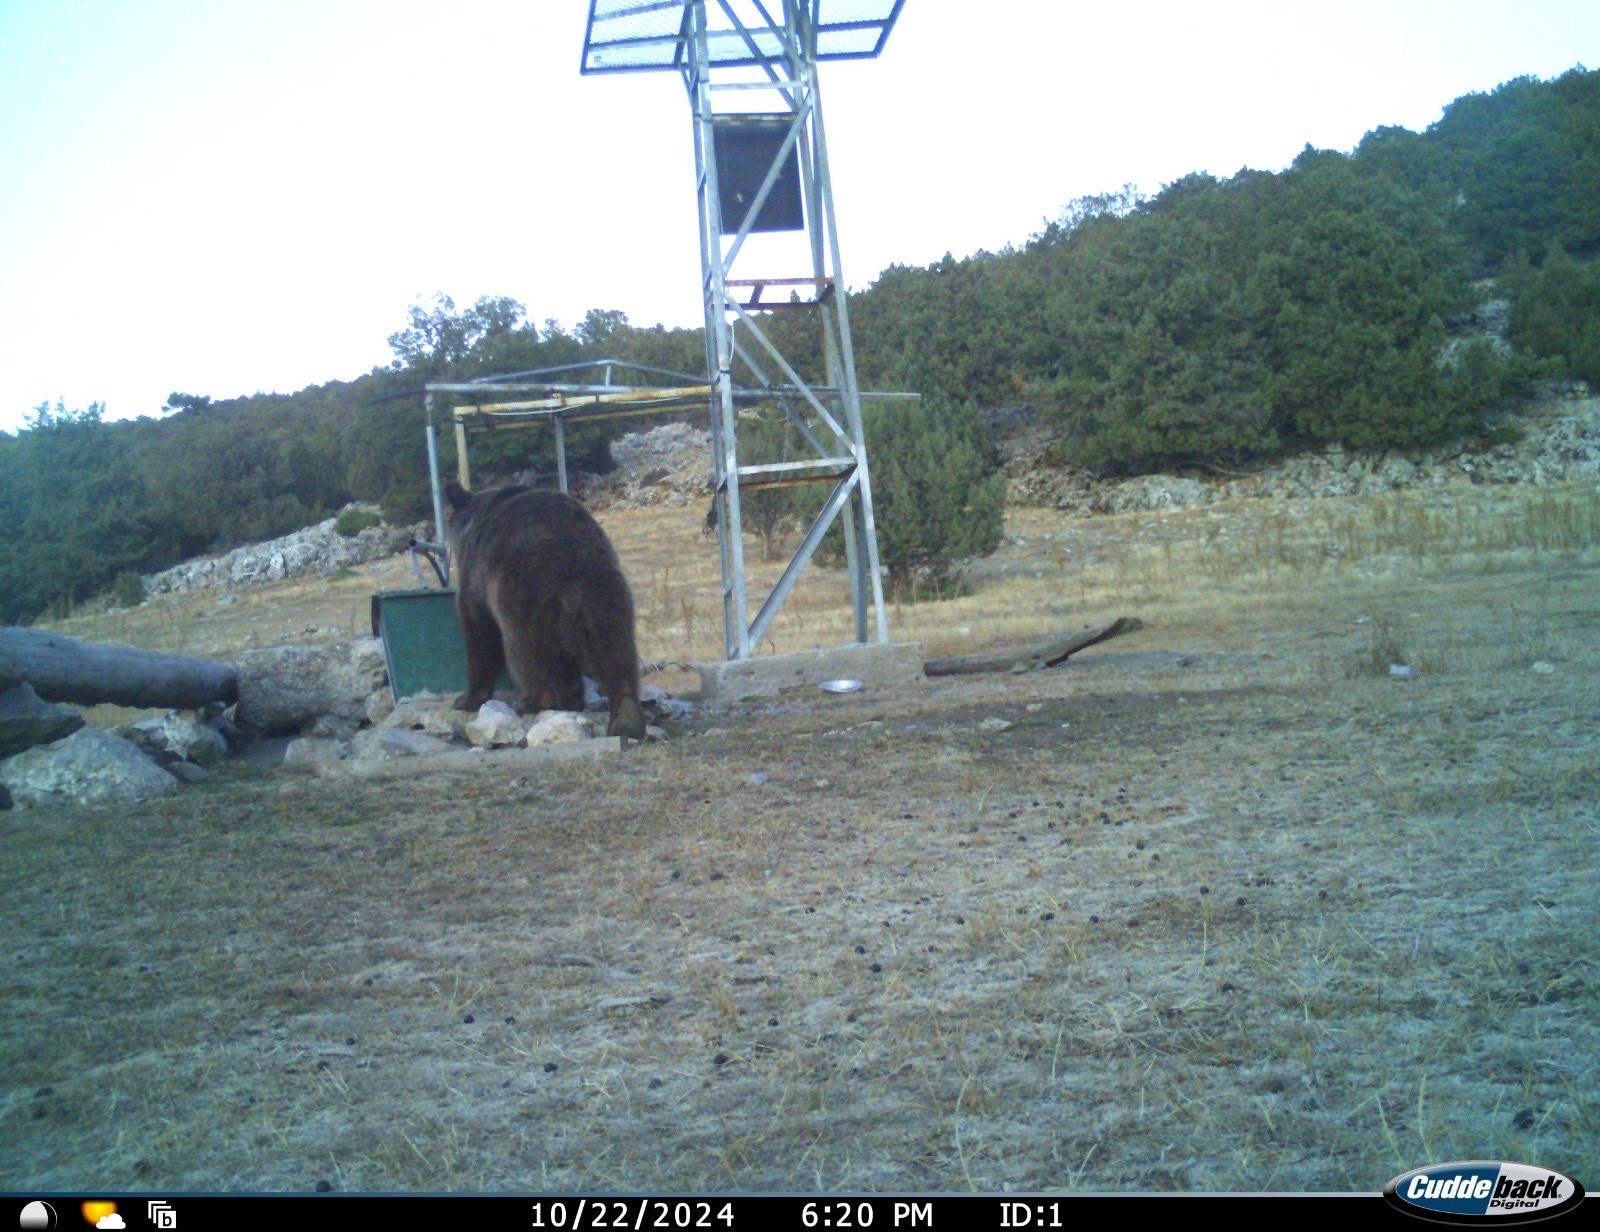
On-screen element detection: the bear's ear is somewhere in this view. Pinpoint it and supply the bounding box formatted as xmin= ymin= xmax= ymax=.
xmin=444 ymin=480 xmax=471 ymax=510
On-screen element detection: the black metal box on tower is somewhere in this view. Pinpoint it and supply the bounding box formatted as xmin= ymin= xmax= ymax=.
xmin=712 ymin=118 xmax=805 ymax=232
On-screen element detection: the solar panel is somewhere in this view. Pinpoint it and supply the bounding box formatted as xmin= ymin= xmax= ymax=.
xmin=580 ymin=0 xmax=905 ymax=74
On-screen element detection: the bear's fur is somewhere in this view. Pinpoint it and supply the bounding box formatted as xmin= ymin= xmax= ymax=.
xmin=444 ymin=481 xmax=646 ymax=741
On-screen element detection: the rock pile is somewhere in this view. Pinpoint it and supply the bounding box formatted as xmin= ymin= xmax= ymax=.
xmin=280 ymin=685 xmax=676 ymax=776
xmin=585 ymin=421 xmax=714 ymax=512
xmin=0 ymin=637 xmax=685 ymax=807
xmin=0 ymin=705 xmax=238 ymax=808
xmin=143 ymin=506 xmax=414 ymax=598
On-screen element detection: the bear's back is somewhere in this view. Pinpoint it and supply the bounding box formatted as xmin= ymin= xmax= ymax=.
xmin=455 ymin=486 xmax=622 ymax=578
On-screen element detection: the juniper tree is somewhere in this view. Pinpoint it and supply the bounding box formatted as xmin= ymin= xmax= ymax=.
xmin=817 ymin=396 xmax=1004 ymax=600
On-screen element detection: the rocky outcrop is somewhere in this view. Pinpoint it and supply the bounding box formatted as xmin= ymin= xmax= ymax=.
xmin=381 ymin=697 xmax=471 ymax=743
xmin=593 ymin=372 xmax=1597 ymax=519
xmin=142 ymin=507 xmax=413 ymax=598
xmin=1097 ymin=476 xmax=1212 ymax=514
xmin=585 ymin=421 xmax=714 ymax=511
xmin=1001 ymin=386 xmax=1600 ymax=512
xmin=268 ymin=684 xmax=681 ymax=774
xmin=1235 ymin=393 xmax=1600 ymax=500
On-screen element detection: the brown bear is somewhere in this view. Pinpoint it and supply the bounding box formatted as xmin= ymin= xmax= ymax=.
xmin=444 ymin=480 xmax=647 ymax=741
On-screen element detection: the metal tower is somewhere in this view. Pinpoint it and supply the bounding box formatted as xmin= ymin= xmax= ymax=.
xmin=581 ymin=1 xmax=908 ymax=660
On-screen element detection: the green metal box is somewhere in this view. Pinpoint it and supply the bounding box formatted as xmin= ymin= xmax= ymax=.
xmin=370 ymin=588 xmax=511 ymax=702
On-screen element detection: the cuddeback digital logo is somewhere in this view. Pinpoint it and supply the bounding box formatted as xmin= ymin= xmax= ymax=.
xmin=1384 ymin=1161 xmax=1586 ymax=1225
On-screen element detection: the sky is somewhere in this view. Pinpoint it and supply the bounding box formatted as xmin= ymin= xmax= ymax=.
xmin=0 ymin=0 xmax=1596 ymax=434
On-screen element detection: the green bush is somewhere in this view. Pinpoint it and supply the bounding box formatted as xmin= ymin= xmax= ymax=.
xmin=1032 ymin=155 xmax=1514 ymax=471
xmin=1504 ymin=247 xmax=1600 ymax=387
xmin=110 ymin=571 xmax=147 ymax=610
xmin=815 ymin=396 xmax=1004 ymax=600
xmin=334 ymin=507 xmax=382 ymax=538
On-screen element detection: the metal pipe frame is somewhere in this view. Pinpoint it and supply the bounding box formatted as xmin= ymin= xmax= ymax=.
xmin=424 ymin=393 xmax=449 ymax=568
xmin=422 ymin=341 xmax=913 ymax=535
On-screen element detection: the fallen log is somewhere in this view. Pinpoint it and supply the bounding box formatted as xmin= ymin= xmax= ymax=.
xmin=0 ymin=627 xmax=239 ymax=710
xmin=923 ymin=617 xmax=1144 ymax=677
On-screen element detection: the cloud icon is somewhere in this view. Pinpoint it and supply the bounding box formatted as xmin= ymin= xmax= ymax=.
xmin=96 ymin=1219 xmax=125 ymax=1230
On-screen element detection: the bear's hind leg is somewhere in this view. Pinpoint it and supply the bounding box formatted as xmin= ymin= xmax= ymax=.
xmin=454 ymin=599 xmax=507 ymax=712
xmin=560 ymin=584 xmax=643 ymax=739
xmin=523 ymin=653 xmax=584 ymax=715
xmin=499 ymin=615 xmax=576 ymax=717
xmin=593 ymin=645 xmax=645 ymax=740
xmin=608 ymin=694 xmax=646 ymax=742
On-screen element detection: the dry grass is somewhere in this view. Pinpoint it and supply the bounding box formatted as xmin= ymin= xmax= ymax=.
xmin=4 ymin=480 xmax=1598 ymax=1193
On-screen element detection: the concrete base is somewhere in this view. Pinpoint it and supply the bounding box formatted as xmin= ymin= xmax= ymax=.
xmin=694 ymin=642 xmax=925 ymax=705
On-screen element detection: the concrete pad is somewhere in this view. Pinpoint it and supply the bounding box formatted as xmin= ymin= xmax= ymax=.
xmin=694 ymin=642 xmax=925 ymax=705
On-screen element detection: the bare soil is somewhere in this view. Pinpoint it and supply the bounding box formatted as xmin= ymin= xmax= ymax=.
xmin=3 ymin=484 xmax=1597 ymax=1194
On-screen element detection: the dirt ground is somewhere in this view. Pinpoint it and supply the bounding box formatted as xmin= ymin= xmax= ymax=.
xmin=3 ymin=484 xmax=1597 ymax=1194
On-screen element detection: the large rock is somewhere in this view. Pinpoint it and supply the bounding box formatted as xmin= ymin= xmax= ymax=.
xmin=0 ymin=728 xmax=181 ymax=808
xmin=234 ymin=638 xmax=388 ymax=734
xmin=127 ymin=711 xmax=229 ymax=767
xmin=0 ymin=682 xmax=85 ymax=759
xmin=382 ymin=697 xmax=470 ymax=741
xmin=363 ymin=686 xmax=396 ymax=726
xmin=640 ymin=682 xmax=694 ymax=721
xmin=349 ymin=726 xmax=456 ymax=761
xmin=466 ymin=700 xmax=528 ymax=747
xmin=280 ymin=736 xmax=348 ymax=774
xmin=524 ymin=710 xmax=591 ymax=746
